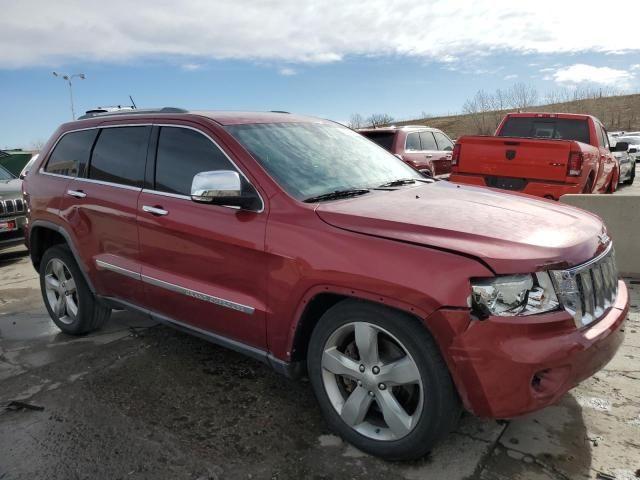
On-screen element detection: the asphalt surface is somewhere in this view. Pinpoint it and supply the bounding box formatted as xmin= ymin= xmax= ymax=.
xmin=1 ymin=182 xmax=639 ymax=479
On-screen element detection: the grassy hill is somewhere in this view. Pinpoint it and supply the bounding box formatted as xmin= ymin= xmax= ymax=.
xmin=394 ymin=93 xmax=640 ymax=139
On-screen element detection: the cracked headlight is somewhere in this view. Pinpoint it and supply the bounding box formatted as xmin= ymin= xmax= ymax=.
xmin=471 ymin=272 xmax=560 ymax=318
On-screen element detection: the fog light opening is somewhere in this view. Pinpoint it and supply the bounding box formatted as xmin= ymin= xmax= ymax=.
xmin=531 ymin=366 xmax=571 ymax=398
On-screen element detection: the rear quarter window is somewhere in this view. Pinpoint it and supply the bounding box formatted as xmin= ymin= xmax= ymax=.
xmin=45 ymin=129 xmax=98 ymax=177
xmin=499 ymin=117 xmax=590 ymax=145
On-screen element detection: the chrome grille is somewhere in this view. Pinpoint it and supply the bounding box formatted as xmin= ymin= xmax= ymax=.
xmin=0 ymin=198 xmax=26 ymax=217
xmin=551 ymin=244 xmax=618 ymax=328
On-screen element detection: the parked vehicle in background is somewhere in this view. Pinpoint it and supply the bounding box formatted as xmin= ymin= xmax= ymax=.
xmin=0 ymin=164 xmax=27 ymax=252
xmin=616 ymin=135 xmax=640 ymax=182
xmin=19 ymin=153 xmax=39 ymax=179
xmin=608 ymin=137 xmax=636 ymax=185
xmin=449 ymin=113 xmax=620 ymax=200
xmin=24 ymin=109 xmax=629 ymax=460
xmin=358 ymin=126 xmax=454 ymax=178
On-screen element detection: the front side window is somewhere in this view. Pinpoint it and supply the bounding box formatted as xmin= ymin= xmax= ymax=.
xmin=405 ymin=132 xmax=421 ymax=151
xmin=45 ymin=129 xmax=98 ymax=177
xmin=226 ymin=122 xmax=421 ymax=201
xmin=599 ymin=126 xmax=609 ymax=149
xmin=155 ymin=127 xmax=236 ymax=195
xmin=89 ymin=127 xmax=150 ymax=187
xmin=419 ymin=131 xmax=438 ymax=151
xmin=433 ymin=131 xmax=454 ymax=151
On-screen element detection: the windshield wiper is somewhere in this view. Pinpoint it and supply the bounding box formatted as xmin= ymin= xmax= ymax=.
xmin=303 ymin=189 xmax=370 ymax=203
xmin=377 ymin=178 xmax=433 ymax=188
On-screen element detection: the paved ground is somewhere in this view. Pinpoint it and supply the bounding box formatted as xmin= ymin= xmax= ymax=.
xmin=0 ymin=246 xmax=638 ymax=480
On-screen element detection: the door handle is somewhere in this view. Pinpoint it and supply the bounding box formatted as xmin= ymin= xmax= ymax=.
xmin=425 ymin=154 xmax=433 ymax=159
xmin=142 ymin=205 xmax=169 ymax=216
xmin=67 ymin=189 xmax=87 ymax=198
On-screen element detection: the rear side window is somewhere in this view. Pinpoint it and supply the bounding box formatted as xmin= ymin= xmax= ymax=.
xmin=45 ymin=129 xmax=98 ymax=177
xmin=598 ymin=126 xmax=609 ymax=148
xmin=433 ymin=131 xmax=454 ymax=151
xmin=360 ymin=131 xmax=395 ymax=152
xmin=405 ymin=132 xmax=421 ymax=151
xmin=155 ymin=127 xmax=236 ymax=195
xmin=419 ymin=131 xmax=438 ymax=150
xmin=89 ymin=127 xmax=150 ymax=187
xmin=499 ymin=117 xmax=590 ymax=144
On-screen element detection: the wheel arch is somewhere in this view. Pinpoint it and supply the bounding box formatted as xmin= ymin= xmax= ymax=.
xmin=29 ymin=220 xmax=96 ymax=294
xmin=287 ymin=286 xmax=435 ymax=365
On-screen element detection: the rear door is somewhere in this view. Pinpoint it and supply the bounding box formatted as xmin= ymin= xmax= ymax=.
xmin=136 ymin=123 xmax=268 ymax=349
xmin=59 ymin=124 xmax=151 ymax=306
xmin=432 ymin=130 xmax=454 ymax=176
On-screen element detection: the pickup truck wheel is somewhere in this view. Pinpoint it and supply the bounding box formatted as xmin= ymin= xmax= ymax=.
xmin=582 ymin=176 xmax=594 ymax=194
xmin=40 ymin=245 xmax=111 ymax=335
xmin=307 ymin=300 xmax=461 ymax=460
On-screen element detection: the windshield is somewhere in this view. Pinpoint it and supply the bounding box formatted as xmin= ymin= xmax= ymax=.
xmin=226 ymin=122 xmax=421 ymax=201
xmin=0 ymin=164 xmax=16 ymax=180
xmin=618 ymin=136 xmax=640 ymax=145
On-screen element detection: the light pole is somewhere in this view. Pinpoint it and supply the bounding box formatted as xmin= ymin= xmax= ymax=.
xmin=52 ymin=72 xmax=86 ymax=120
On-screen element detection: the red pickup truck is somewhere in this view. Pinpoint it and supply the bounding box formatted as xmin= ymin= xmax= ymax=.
xmin=449 ymin=113 xmax=621 ymax=200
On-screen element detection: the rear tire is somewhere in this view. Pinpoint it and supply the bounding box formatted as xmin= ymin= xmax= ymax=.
xmin=39 ymin=245 xmax=111 ymax=335
xmin=582 ymin=176 xmax=594 ymax=194
xmin=307 ymin=300 xmax=461 ymax=460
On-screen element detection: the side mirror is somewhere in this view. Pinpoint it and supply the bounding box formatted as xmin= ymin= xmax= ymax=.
xmin=612 ymin=141 xmax=629 ymax=152
xmin=19 ymin=171 xmax=28 ymax=180
xmin=191 ymin=170 xmax=260 ymax=210
xmin=629 ymin=147 xmax=637 ymax=154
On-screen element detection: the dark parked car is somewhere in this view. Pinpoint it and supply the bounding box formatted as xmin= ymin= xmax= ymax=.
xmin=24 ymin=109 xmax=628 ymax=460
xmin=0 ymin=164 xmax=27 ymax=252
xmin=358 ymin=126 xmax=454 ymax=178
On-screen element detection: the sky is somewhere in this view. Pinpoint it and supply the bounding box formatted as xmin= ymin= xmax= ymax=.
xmin=1 ymin=0 xmax=640 ymax=149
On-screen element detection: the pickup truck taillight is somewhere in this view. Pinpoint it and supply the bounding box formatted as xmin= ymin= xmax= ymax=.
xmin=567 ymin=151 xmax=583 ymax=176
xmin=452 ymin=144 xmax=461 ymax=166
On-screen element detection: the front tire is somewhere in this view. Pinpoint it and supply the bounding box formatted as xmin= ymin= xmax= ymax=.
xmin=307 ymin=300 xmax=461 ymax=460
xmin=39 ymin=245 xmax=111 ymax=335
xmin=624 ymin=163 xmax=636 ymax=185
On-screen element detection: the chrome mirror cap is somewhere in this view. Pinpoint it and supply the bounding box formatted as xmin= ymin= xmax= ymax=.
xmin=191 ymin=170 xmax=241 ymax=203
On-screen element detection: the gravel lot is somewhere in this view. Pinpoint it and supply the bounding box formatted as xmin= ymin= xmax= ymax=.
xmin=1 ymin=175 xmax=639 ymax=479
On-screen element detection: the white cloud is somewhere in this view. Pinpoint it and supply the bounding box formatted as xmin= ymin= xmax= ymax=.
xmin=631 ymin=64 xmax=640 ymax=71
xmin=0 ymin=0 xmax=639 ymax=68
xmin=278 ymin=67 xmax=297 ymax=76
xmin=550 ymin=64 xmax=633 ymax=87
xmin=504 ymin=74 xmax=518 ymax=80
xmin=181 ymin=63 xmax=203 ymax=71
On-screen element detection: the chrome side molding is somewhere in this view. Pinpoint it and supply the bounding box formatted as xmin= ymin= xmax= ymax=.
xmin=95 ymin=259 xmax=255 ymax=315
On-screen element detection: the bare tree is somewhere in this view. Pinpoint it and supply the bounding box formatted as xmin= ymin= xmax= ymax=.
xmin=366 ymin=113 xmax=394 ymax=128
xmin=462 ymin=90 xmax=495 ymax=134
xmin=507 ymin=82 xmax=539 ymax=110
xmin=348 ymin=113 xmax=365 ymax=129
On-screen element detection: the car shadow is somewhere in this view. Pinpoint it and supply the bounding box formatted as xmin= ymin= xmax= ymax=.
xmin=0 ymin=247 xmax=29 ymax=267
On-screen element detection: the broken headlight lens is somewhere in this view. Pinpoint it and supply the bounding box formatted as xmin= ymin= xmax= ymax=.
xmin=471 ymin=272 xmax=560 ymax=318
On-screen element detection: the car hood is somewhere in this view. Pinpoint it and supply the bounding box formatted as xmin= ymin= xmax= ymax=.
xmin=0 ymin=178 xmax=22 ymax=198
xmin=315 ymin=182 xmax=607 ymax=274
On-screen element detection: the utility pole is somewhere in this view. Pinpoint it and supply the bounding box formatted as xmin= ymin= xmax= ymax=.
xmin=52 ymin=72 xmax=86 ymax=120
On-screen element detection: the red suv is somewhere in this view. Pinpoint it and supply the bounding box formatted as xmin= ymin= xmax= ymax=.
xmin=23 ymin=109 xmax=628 ymax=460
xmin=359 ymin=126 xmax=454 ymax=178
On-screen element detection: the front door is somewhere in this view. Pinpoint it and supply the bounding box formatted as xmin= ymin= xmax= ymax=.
xmin=137 ymin=124 xmax=268 ymax=349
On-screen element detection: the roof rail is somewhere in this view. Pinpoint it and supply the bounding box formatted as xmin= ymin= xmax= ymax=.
xmin=78 ymin=107 xmax=188 ymax=120
xmin=270 ymin=110 xmax=290 ymax=114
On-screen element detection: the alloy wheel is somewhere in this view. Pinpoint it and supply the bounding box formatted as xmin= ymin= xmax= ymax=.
xmin=321 ymin=322 xmax=424 ymax=441
xmin=44 ymin=258 xmax=79 ymax=325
